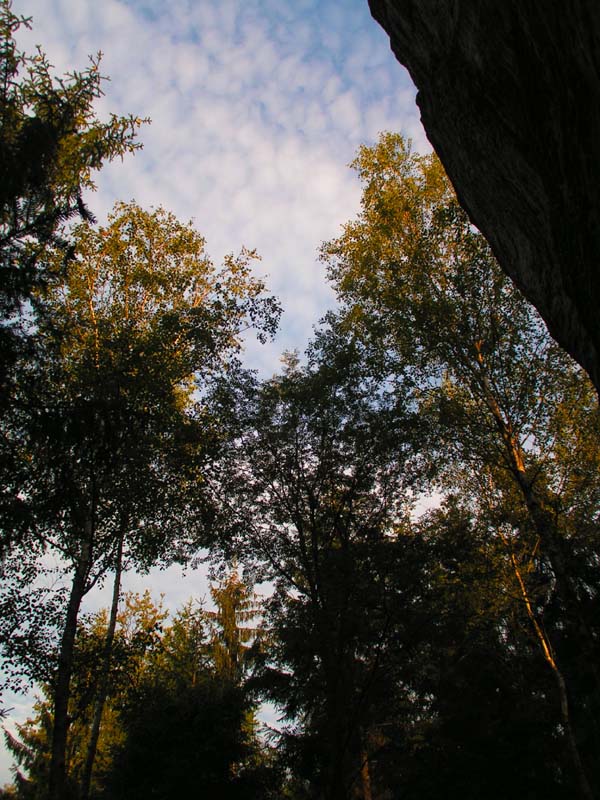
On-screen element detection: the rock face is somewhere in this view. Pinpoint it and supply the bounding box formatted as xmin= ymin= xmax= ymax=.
xmin=369 ymin=0 xmax=600 ymax=392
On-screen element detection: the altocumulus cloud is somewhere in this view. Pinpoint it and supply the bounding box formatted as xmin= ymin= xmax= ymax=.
xmin=1 ymin=1 xmax=427 ymax=782
xmin=13 ymin=0 xmax=426 ymax=372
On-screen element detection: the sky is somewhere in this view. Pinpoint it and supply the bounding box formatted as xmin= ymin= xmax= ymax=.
xmin=2 ymin=0 xmax=428 ymax=783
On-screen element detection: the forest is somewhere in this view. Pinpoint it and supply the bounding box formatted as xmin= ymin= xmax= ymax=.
xmin=1 ymin=2 xmax=600 ymax=799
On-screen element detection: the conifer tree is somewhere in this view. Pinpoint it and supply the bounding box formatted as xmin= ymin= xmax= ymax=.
xmin=0 ymin=0 xmax=144 ymax=374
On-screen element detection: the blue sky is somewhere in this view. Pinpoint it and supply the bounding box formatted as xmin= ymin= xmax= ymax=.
xmin=2 ymin=0 xmax=427 ymax=783
xmin=13 ymin=0 xmax=427 ymax=373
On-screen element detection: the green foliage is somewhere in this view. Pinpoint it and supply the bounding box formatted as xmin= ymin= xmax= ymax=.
xmin=217 ymin=318 xmax=577 ymax=796
xmin=3 ymin=592 xmax=166 ymax=799
xmin=107 ymin=678 xmax=254 ymax=800
xmin=107 ymin=577 xmax=271 ymax=800
xmin=322 ymin=131 xmax=600 ymax=797
xmin=0 ymin=199 xmax=280 ymax=797
xmin=213 ymin=324 xmax=427 ymax=798
xmin=0 ymin=0 xmax=145 ymax=320
xmin=207 ymin=569 xmax=263 ymax=685
xmin=4 ymin=578 xmax=277 ymax=800
xmin=4 ymin=700 xmax=53 ymax=799
xmin=383 ymin=500 xmax=575 ymax=800
xmin=1 ymin=197 xmax=280 ymax=655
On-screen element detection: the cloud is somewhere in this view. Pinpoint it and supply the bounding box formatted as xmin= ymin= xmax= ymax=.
xmin=13 ymin=1 xmax=425 ymax=370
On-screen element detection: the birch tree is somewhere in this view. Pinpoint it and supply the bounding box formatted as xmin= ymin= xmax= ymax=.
xmin=1 ymin=200 xmax=279 ymax=800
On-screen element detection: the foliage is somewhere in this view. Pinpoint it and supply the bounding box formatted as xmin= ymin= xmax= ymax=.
xmin=322 ymin=131 xmax=600 ymax=797
xmin=0 ymin=0 xmax=144 ymax=322
xmin=212 ymin=325 xmax=429 ymax=798
xmin=3 ymin=592 xmax=166 ymax=799
xmin=380 ymin=500 xmax=575 ymax=800
xmin=106 ymin=572 xmax=274 ymax=800
xmin=108 ymin=572 xmax=272 ymax=798
xmin=0 ymin=200 xmax=280 ymax=798
xmin=207 ymin=568 xmax=264 ymax=685
xmin=2 ymin=195 xmax=280 ymax=635
xmin=4 ymin=576 xmax=277 ymax=800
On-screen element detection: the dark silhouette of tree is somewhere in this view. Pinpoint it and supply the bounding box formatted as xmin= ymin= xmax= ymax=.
xmin=3 ymin=592 xmax=168 ymax=799
xmin=213 ymin=327 xmax=427 ymax=799
xmin=106 ymin=572 xmax=274 ymax=800
xmin=5 ymin=578 xmax=276 ymax=799
xmin=0 ymin=0 xmax=145 ymax=376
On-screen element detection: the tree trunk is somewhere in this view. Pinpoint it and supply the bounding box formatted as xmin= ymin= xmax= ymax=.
xmin=478 ymin=361 xmax=597 ymax=796
xmin=514 ymin=471 xmax=598 ymax=670
xmin=507 ymin=547 xmax=594 ymax=800
xmin=48 ymin=519 xmax=93 ymax=800
xmin=359 ymin=737 xmax=373 ymax=800
xmin=79 ymin=532 xmax=124 ymax=800
xmin=478 ymin=355 xmax=599 ymax=683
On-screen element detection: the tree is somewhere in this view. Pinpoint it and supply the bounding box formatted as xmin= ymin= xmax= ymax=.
xmin=215 ymin=326 xmax=573 ymax=799
xmin=368 ymin=1 xmax=600 ymax=394
xmin=0 ymin=0 xmax=144 ymax=325
xmin=207 ymin=568 xmax=263 ymax=686
xmin=322 ymin=132 xmax=600 ymax=797
xmin=105 ymin=573 xmax=274 ymax=800
xmin=3 ymin=592 xmax=168 ymax=799
xmin=214 ymin=326 xmax=426 ymax=800
xmin=4 ymin=579 xmax=275 ymax=800
xmin=0 ymin=2 xmax=146 ymax=724
xmin=382 ymin=499 xmax=576 ymax=800
xmin=0 ymin=201 xmax=280 ymax=800
xmin=0 ymin=0 xmax=145 ymax=582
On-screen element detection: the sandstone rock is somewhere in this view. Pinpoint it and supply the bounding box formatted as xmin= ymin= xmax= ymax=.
xmin=369 ymin=0 xmax=600 ymax=392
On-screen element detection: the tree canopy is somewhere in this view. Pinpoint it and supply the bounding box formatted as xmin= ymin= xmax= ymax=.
xmin=2 ymin=16 xmax=599 ymax=795
xmin=0 ymin=199 xmax=280 ymax=799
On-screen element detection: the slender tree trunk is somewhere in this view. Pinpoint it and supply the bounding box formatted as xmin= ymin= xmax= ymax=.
xmin=476 ymin=357 xmax=597 ymax=796
xmin=359 ymin=734 xmax=373 ymax=800
xmin=478 ymin=358 xmax=599 ymax=681
xmin=48 ymin=519 xmax=94 ymax=800
xmin=507 ymin=547 xmax=594 ymax=800
xmin=513 ymin=471 xmax=599 ymax=673
xmin=79 ymin=532 xmax=124 ymax=800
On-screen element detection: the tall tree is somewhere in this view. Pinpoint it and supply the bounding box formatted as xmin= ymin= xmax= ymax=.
xmin=216 ymin=328 xmax=572 ymax=799
xmin=3 ymin=592 xmax=168 ymax=799
xmin=0 ymin=0 xmax=144 ymax=370
xmin=322 ymin=132 xmax=600 ymax=797
xmin=0 ymin=201 xmax=279 ymax=800
xmin=207 ymin=568 xmax=263 ymax=686
xmin=215 ymin=327 xmax=425 ymax=800
xmin=5 ymin=579 xmax=274 ymax=800
xmin=106 ymin=574 xmax=273 ymax=800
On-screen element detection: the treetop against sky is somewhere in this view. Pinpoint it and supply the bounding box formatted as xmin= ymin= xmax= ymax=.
xmin=12 ymin=0 xmax=426 ymax=375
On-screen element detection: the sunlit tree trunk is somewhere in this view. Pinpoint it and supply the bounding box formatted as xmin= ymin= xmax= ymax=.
xmin=475 ymin=348 xmax=596 ymax=797
xmin=476 ymin=346 xmax=598 ymax=677
xmin=359 ymin=732 xmax=373 ymax=800
xmin=504 ymin=541 xmax=594 ymax=800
